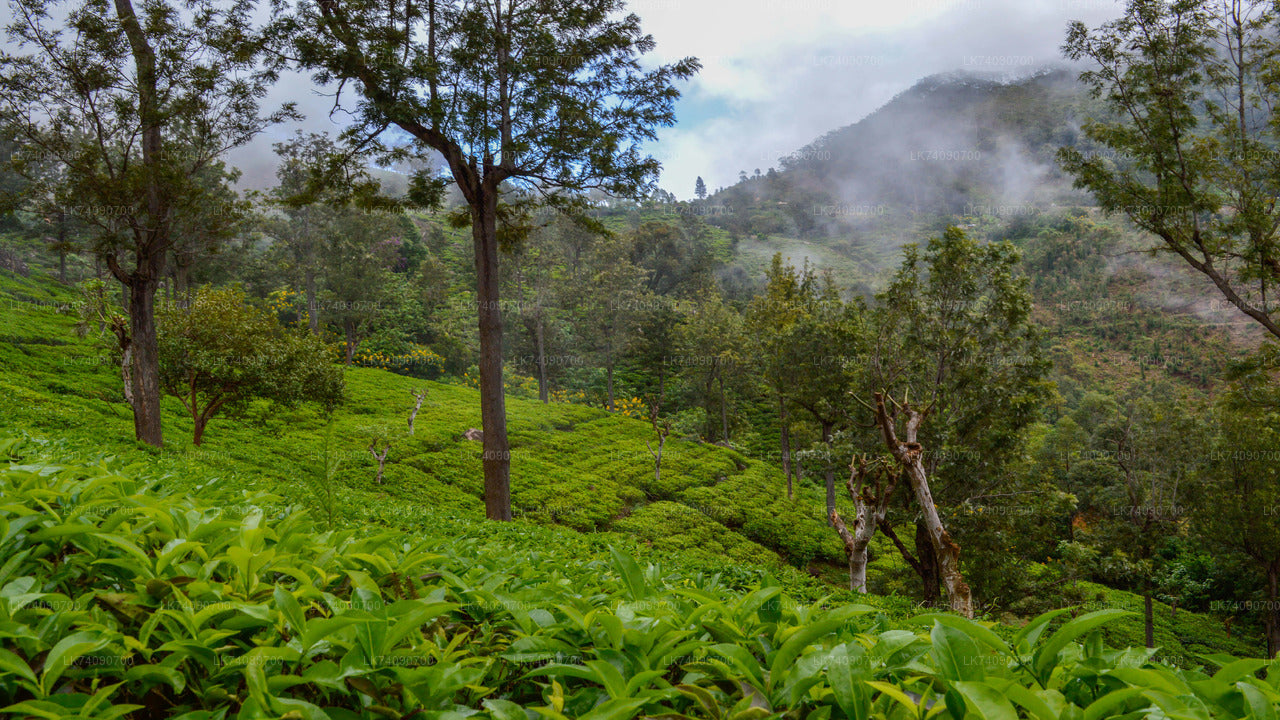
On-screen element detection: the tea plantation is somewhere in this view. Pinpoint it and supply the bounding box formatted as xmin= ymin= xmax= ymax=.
xmin=2 ymin=271 xmax=1279 ymax=718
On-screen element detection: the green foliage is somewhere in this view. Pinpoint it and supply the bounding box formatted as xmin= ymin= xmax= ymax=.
xmin=1 ymin=441 xmax=1277 ymax=718
xmin=1060 ymin=0 xmax=1280 ymax=341
xmin=156 ymin=286 xmax=344 ymax=444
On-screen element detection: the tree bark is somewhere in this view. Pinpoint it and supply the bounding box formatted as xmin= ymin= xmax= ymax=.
xmin=1144 ymin=587 xmax=1155 ymax=649
xmin=719 ymin=371 xmax=729 ymax=443
xmin=305 ymin=270 xmax=319 ymax=334
xmin=606 ymin=352 xmax=616 ymax=411
xmin=369 ymin=442 xmax=390 ymax=484
xmin=915 ymin=519 xmax=942 ymax=608
xmin=111 ymin=0 xmax=167 ymax=449
xmin=473 ymin=187 xmax=512 ymax=521
xmin=873 ymin=392 xmax=972 ymax=617
xmin=535 ymin=314 xmax=548 ymax=403
xmin=409 ymin=389 xmax=426 ymax=435
xmin=832 ymin=457 xmax=898 ymax=593
xmin=823 ymin=420 xmax=836 ymax=525
xmin=1267 ymin=562 xmax=1280 ymax=659
xmin=126 ymin=276 xmax=163 ymax=447
xmin=193 ymin=414 xmax=207 ymax=446
xmin=343 ymin=321 xmax=358 ymax=365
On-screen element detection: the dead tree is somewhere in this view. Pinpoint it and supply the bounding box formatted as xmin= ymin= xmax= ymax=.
xmin=368 ymin=441 xmax=391 ymax=484
xmin=872 ymin=390 xmax=974 ymax=618
xmin=645 ymin=402 xmax=673 ymax=484
xmin=408 ymin=388 xmax=427 ymax=435
xmin=831 ymin=455 xmax=899 ymax=593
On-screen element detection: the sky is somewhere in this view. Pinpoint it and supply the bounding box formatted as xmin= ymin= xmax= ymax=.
xmin=219 ymin=0 xmax=1126 ymax=199
xmin=627 ymin=0 xmax=1124 ymax=198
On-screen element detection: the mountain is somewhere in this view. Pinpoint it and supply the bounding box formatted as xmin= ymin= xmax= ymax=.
xmin=702 ymin=68 xmax=1095 ymax=243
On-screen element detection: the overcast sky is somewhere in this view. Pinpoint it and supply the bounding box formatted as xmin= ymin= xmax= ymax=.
xmin=627 ymin=0 xmax=1124 ymax=198
xmin=220 ymin=0 xmax=1125 ymax=198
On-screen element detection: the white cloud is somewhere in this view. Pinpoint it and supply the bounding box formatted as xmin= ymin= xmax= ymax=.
xmin=635 ymin=0 xmax=1124 ymax=197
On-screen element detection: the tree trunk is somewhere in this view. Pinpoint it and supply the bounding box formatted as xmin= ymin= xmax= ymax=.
xmin=344 ymin=321 xmax=357 ymax=365
xmin=472 ymin=188 xmax=512 ymax=521
xmin=174 ymin=260 xmax=190 ymax=301
xmin=873 ymin=393 xmax=972 ymax=617
xmin=409 ymin=390 xmax=426 ymax=435
xmin=719 ymin=372 xmax=729 ymax=443
xmin=915 ymin=519 xmax=942 ymax=608
xmin=127 ymin=277 xmax=163 ymax=447
xmin=833 ymin=458 xmax=898 ymax=593
xmin=120 ymin=343 xmax=133 ymax=405
xmin=823 ymin=420 xmax=836 ymax=525
xmin=903 ymin=455 xmax=971 ymax=616
xmin=193 ymin=414 xmax=207 ymax=446
xmin=305 ymin=270 xmax=319 ymax=334
xmin=779 ymin=396 xmax=793 ymax=499
xmin=832 ymin=509 xmax=873 ymax=593
xmin=606 ymin=354 xmax=615 ymax=411
xmin=535 ymin=314 xmax=548 ymax=403
xmin=369 ymin=443 xmax=390 ymax=484
xmin=1267 ymin=562 xmax=1280 ymax=659
xmin=1144 ymin=587 xmax=1155 ymax=649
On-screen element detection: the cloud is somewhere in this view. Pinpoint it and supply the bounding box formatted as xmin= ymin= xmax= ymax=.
xmin=637 ymin=0 xmax=1124 ymax=198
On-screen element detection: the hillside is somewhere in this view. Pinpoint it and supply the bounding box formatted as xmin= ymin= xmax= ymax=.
xmin=8 ymin=439 xmax=1280 ymax=719
xmin=0 ymin=269 xmax=1268 ymax=665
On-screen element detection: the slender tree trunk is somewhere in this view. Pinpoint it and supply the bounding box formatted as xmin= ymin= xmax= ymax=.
xmin=472 ymin=188 xmax=511 ymax=521
xmin=305 ymin=270 xmax=319 ymax=334
xmin=193 ymin=414 xmax=207 ymax=446
xmin=409 ymin=390 xmax=426 ymax=435
xmin=344 ymin=322 xmax=357 ymax=365
xmin=175 ymin=260 xmax=190 ymax=301
xmin=1267 ymin=562 xmax=1280 ymax=659
xmin=719 ymin=372 xmax=729 ymax=443
xmin=833 ymin=458 xmax=897 ymax=593
xmin=1144 ymin=586 xmax=1155 ymax=649
xmin=606 ymin=351 xmax=615 ymax=411
xmin=779 ymin=396 xmax=793 ymax=499
xmin=369 ymin=442 xmax=390 ymax=484
xmin=127 ymin=276 xmax=163 ymax=447
xmin=535 ymin=313 xmax=548 ymax=403
xmin=58 ymin=251 xmax=66 ymax=283
xmin=823 ymin=420 xmax=836 ymax=525
xmin=832 ymin=509 xmax=872 ymax=592
xmin=120 ymin=343 xmax=133 ymax=405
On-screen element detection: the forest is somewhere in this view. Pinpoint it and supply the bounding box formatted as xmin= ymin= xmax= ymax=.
xmin=2 ymin=0 xmax=1280 ymax=718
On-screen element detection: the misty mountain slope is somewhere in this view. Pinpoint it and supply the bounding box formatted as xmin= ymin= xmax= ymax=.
xmin=702 ymin=68 xmax=1094 ymax=243
xmin=789 ymin=68 xmax=1088 ymax=214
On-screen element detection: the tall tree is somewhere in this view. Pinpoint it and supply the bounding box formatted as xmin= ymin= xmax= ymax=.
xmin=1060 ymin=0 xmax=1280 ymax=340
xmin=694 ymin=175 xmax=707 ymax=200
xmin=746 ymin=254 xmax=813 ymax=497
xmin=263 ymin=133 xmax=343 ymax=334
xmin=1198 ymin=346 xmax=1280 ymax=657
xmin=788 ymin=269 xmax=863 ymax=523
xmin=578 ymin=232 xmax=648 ymax=411
xmin=0 ymin=0 xmax=294 ymax=446
xmin=675 ymin=293 xmax=747 ymax=443
xmin=277 ymin=0 xmax=698 ymax=520
xmin=863 ymin=227 xmax=1050 ymax=615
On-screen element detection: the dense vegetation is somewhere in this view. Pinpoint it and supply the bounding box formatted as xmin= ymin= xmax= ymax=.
xmin=4 ymin=437 xmax=1280 ymax=719
xmin=3 ymin=0 xmax=1280 ymax=715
